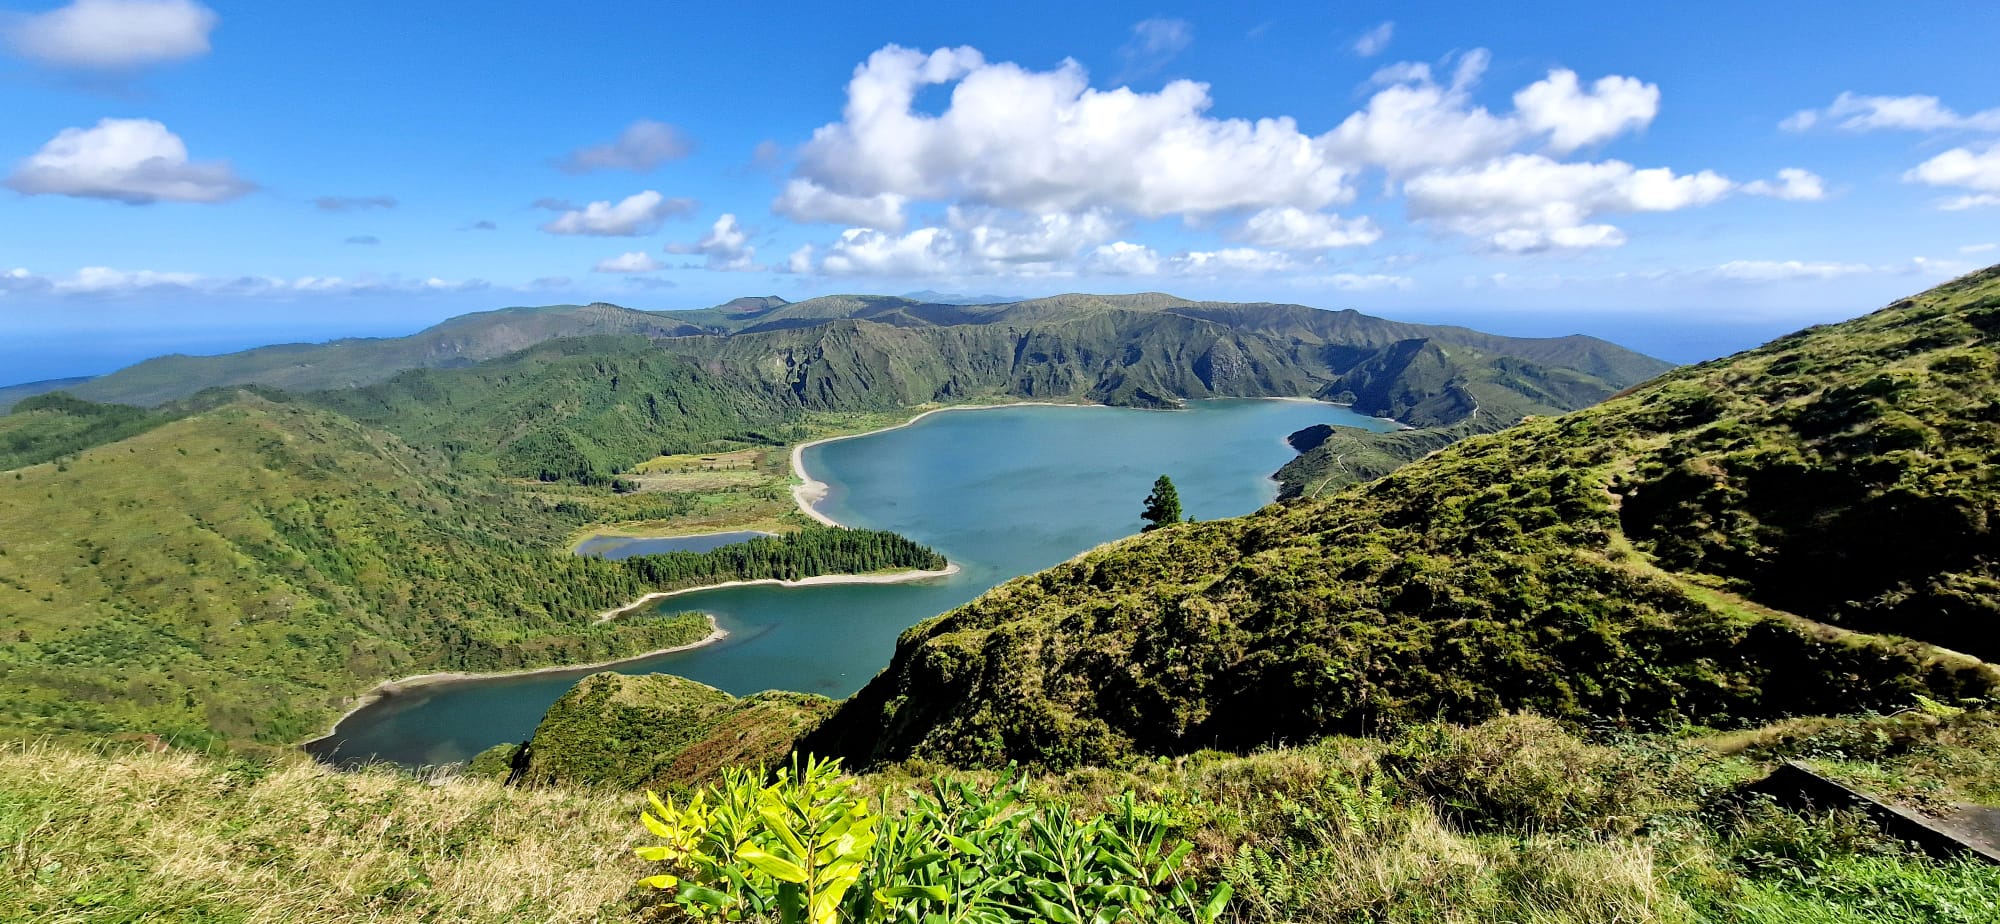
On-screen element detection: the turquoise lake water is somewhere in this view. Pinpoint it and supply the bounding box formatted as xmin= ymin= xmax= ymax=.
xmin=307 ymin=400 xmax=1398 ymax=767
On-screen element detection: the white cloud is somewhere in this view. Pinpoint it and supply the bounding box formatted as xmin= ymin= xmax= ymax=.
xmin=1320 ymin=272 xmax=1414 ymax=291
xmin=818 ymin=227 xmax=958 ymax=276
xmin=1119 ymin=17 xmax=1191 ymax=76
xmin=1325 ymin=51 xmax=1520 ymax=173
xmin=665 ymin=213 xmax=761 ymax=271
xmin=773 ymin=179 xmax=908 ymax=229
xmin=594 ymin=251 xmax=665 ymax=273
xmin=1961 ymin=242 xmax=1997 ymax=254
xmin=538 ymin=190 xmax=696 ymax=236
xmin=2 ymin=266 xmax=489 ymax=297
xmin=4 ymin=118 xmax=252 ymax=204
xmin=949 ymin=207 xmax=1120 ymax=263
xmin=556 ymin=119 xmax=695 ymax=174
xmin=1404 ymin=154 xmax=1732 ymax=251
xmin=1488 ymin=225 xmax=1627 ymax=253
xmin=2 ymin=0 xmax=215 ymax=68
xmin=1511 ymin=70 xmax=1659 ymax=153
xmin=1905 ymin=144 xmax=2000 ymax=210
xmin=1174 ymin=247 xmax=1302 ymax=274
xmin=1235 ymin=207 xmax=1381 ymax=250
xmin=1709 ymin=260 xmax=1875 ymax=282
xmin=1086 ymin=241 xmax=1162 ymax=276
xmin=1742 ymin=167 xmax=1826 ymax=201
xmin=1325 ymin=53 xmax=1657 ymax=171
xmin=779 ymin=45 xmax=1356 ymax=221
xmin=784 ymin=244 xmax=815 ymax=274
xmin=1781 ymin=92 xmax=2000 ymax=133
xmin=1351 ymin=21 xmax=1394 ymax=57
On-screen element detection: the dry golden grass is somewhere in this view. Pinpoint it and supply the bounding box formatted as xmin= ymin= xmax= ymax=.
xmin=0 ymin=741 xmax=647 ymax=922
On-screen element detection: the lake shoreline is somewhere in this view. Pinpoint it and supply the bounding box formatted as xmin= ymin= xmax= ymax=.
xmin=305 ymin=560 xmax=964 ymax=755
xmin=300 ymin=614 xmax=730 ymax=754
xmin=591 ymin=562 xmax=963 ymax=624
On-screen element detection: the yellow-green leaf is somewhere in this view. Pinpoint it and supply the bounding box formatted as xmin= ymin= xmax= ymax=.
xmin=738 ymin=846 xmax=809 ymax=884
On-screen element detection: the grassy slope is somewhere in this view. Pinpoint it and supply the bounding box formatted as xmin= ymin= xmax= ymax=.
xmin=9 ymin=710 xmax=2000 ymax=923
xmin=0 ymin=394 xmax=943 ymax=749
xmin=0 ymin=396 xmax=717 ymax=748
xmin=805 ymin=268 xmax=2000 ymax=770
xmin=510 ymin=671 xmax=832 ymax=791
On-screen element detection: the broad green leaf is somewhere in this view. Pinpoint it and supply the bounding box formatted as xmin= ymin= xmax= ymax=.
xmin=877 ymin=884 xmax=950 ymax=902
xmin=739 ymin=846 xmax=810 ymax=884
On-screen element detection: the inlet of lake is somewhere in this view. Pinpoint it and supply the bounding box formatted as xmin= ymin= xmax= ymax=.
xmin=309 ymin=400 xmax=1399 ymax=767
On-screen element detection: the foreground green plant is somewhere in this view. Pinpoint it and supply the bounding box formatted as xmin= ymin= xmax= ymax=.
xmin=636 ymin=756 xmax=1230 ymax=924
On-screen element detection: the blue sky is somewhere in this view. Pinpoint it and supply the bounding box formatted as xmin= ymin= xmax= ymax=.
xmin=1 ymin=0 xmax=1997 ymax=382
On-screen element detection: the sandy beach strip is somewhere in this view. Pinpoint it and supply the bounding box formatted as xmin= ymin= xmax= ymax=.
xmin=593 ymin=561 xmax=963 ymax=624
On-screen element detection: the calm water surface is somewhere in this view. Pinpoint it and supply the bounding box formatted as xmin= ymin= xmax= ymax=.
xmin=309 ymin=400 xmax=1397 ymax=767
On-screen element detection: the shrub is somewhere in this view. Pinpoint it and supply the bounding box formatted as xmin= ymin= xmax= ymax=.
xmin=635 ymin=756 xmax=1231 ymax=924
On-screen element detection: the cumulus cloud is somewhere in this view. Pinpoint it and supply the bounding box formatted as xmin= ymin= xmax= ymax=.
xmin=1352 ymin=21 xmax=1394 ymax=57
xmin=1085 ymin=241 xmax=1162 ymax=276
xmin=1118 ymin=17 xmax=1191 ymax=77
xmin=314 ymin=195 xmax=396 ymax=211
xmin=537 ymin=190 xmax=696 ymax=236
xmin=948 ymin=207 xmax=1120 ymax=263
xmin=1742 ymin=167 xmax=1826 ymax=201
xmin=1323 ymin=52 xmax=1521 ymax=174
xmin=773 ymin=179 xmax=908 ymax=229
xmin=1512 ymin=70 xmax=1659 ymax=153
xmin=1905 ymin=144 xmax=2000 ymax=209
xmin=5 ymin=118 xmax=253 ymax=204
xmin=1404 ymin=154 xmax=1732 ymax=251
xmin=777 ymin=45 xmax=1357 ymax=224
xmin=1235 ymin=207 xmax=1381 ymax=250
xmin=1781 ymin=92 xmax=2000 ymax=133
xmin=556 ymin=119 xmax=695 ymax=173
xmin=664 ymin=213 xmax=762 ymax=271
xmin=2 ymin=0 xmax=215 ymax=68
xmin=594 ymin=251 xmax=664 ymax=273
xmin=784 ymin=245 xmax=816 ymax=274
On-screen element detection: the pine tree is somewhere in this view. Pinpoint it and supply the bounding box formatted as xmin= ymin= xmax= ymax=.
xmin=1140 ymin=475 xmax=1183 ymax=532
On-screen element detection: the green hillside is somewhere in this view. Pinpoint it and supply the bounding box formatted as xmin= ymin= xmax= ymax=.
xmin=0 ymin=395 xmax=943 ymax=748
xmin=493 ymin=671 xmax=833 ymax=791
xmin=67 ymin=303 xmax=709 ymax=407
xmin=804 ymin=267 xmax=2000 ymax=770
xmin=0 ymin=376 xmax=93 ymax=414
